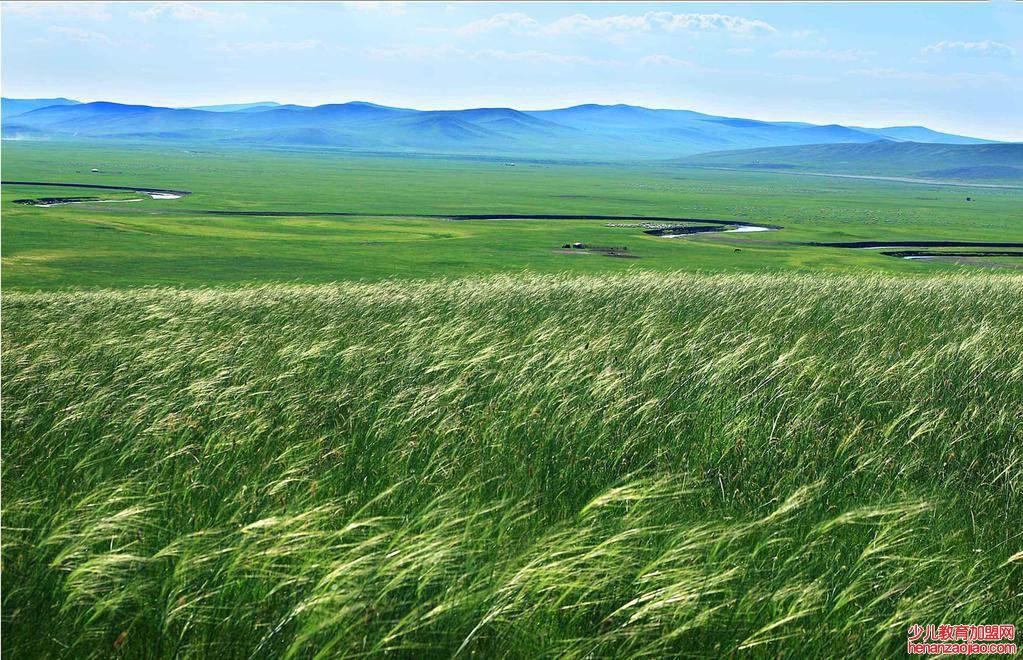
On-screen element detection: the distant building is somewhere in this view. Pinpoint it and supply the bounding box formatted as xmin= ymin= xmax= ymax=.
xmin=91 ymin=168 xmax=99 ymax=173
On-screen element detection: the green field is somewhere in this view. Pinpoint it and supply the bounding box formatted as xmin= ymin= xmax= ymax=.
xmin=4 ymin=141 xmax=1023 ymax=290
xmin=4 ymin=273 xmax=1022 ymax=657
xmin=3 ymin=141 xmax=1023 ymax=657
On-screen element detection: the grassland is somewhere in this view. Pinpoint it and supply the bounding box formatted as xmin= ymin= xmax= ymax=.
xmin=3 ymin=139 xmax=1023 ymax=656
xmin=4 ymin=273 xmax=1022 ymax=657
xmin=4 ymin=140 xmax=1023 ymax=290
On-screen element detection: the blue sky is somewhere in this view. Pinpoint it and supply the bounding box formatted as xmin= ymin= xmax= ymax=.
xmin=2 ymin=1 xmax=1021 ymax=140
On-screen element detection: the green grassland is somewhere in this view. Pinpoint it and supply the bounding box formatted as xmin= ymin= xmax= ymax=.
xmin=4 ymin=140 xmax=1022 ymax=290
xmin=4 ymin=273 xmax=1022 ymax=657
xmin=3 ymin=140 xmax=1023 ymax=657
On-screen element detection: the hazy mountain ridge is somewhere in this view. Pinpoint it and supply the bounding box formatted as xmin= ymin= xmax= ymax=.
xmin=682 ymin=141 xmax=1023 ymax=181
xmin=0 ymin=97 xmax=1001 ymax=160
xmin=187 ymin=102 xmax=283 ymax=112
xmin=2 ymin=97 xmax=80 ymax=118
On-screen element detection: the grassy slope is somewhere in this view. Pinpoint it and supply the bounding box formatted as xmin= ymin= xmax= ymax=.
xmin=683 ymin=142 xmax=1023 ymax=182
xmin=4 ymin=273 xmax=1022 ymax=657
xmin=4 ymin=141 xmax=1023 ymax=290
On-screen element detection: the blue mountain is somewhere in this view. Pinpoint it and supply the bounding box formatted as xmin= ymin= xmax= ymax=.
xmin=852 ymin=125 xmax=990 ymax=145
xmin=187 ymin=102 xmax=283 ymax=112
xmin=682 ymin=141 xmax=1023 ymax=181
xmin=1 ymin=98 xmax=997 ymax=159
xmin=2 ymin=97 xmax=80 ymax=118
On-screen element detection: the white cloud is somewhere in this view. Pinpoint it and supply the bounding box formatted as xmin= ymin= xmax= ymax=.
xmin=362 ymin=44 xmax=610 ymax=66
xmin=922 ymin=40 xmax=1016 ymax=58
xmin=473 ymin=49 xmax=608 ymax=66
xmin=726 ymin=48 xmax=754 ymax=56
xmin=341 ymin=2 xmax=406 ymax=16
xmin=135 ymin=2 xmax=245 ymax=23
xmin=850 ymin=67 xmax=1011 ymax=84
xmin=364 ymin=44 xmax=464 ymax=60
xmin=454 ymin=11 xmax=776 ymax=38
xmin=3 ymin=2 xmax=112 ymax=20
xmin=789 ymin=29 xmax=822 ymax=40
xmin=780 ymin=73 xmax=839 ymax=85
xmin=456 ymin=12 xmax=539 ymax=36
xmin=215 ymin=40 xmax=324 ymax=55
xmin=774 ymin=49 xmax=874 ymax=63
xmin=638 ymin=54 xmax=697 ymax=68
xmin=543 ymin=13 xmax=653 ymax=35
xmin=48 ymin=25 xmax=116 ymax=46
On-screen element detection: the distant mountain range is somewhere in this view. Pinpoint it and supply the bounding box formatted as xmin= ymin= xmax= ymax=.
xmin=185 ymin=101 xmax=285 ymax=113
xmin=1 ymin=97 xmax=1000 ymax=160
xmin=2 ymin=97 xmax=81 ymax=118
xmin=682 ymin=141 xmax=1023 ymax=182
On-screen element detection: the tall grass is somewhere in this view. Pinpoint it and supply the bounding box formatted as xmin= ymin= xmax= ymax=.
xmin=3 ymin=272 xmax=1022 ymax=657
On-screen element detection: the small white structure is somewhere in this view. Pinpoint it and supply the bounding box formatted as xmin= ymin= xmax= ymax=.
xmin=91 ymin=168 xmax=99 ymax=173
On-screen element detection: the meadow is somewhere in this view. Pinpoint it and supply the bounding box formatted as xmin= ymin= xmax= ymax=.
xmin=4 ymin=140 xmax=1023 ymax=290
xmin=3 ymin=140 xmax=1023 ymax=657
xmin=4 ymin=272 xmax=1023 ymax=657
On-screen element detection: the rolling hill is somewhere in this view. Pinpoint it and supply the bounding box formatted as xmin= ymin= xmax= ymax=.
xmin=682 ymin=141 xmax=1023 ymax=182
xmin=187 ymin=101 xmax=284 ymax=112
xmin=0 ymin=98 xmax=999 ymax=160
xmin=1 ymin=97 xmax=80 ymax=119
xmin=853 ymin=125 xmax=990 ymax=145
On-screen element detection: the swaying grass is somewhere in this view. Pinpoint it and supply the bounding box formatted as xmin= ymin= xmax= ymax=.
xmin=3 ymin=272 xmax=1022 ymax=657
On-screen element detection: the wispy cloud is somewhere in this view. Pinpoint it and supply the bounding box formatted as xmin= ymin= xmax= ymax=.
xmin=455 ymin=11 xmax=776 ymax=38
xmin=40 ymin=25 xmax=151 ymax=49
xmin=637 ymin=54 xmax=697 ymax=68
xmin=362 ymin=44 xmax=613 ymax=66
xmin=364 ymin=44 xmax=464 ymax=60
xmin=780 ymin=73 xmax=839 ymax=85
xmin=455 ymin=12 xmax=539 ymax=36
xmin=215 ymin=40 xmax=325 ymax=55
xmin=774 ymin=49 xmax=874 ymax=63
xmin=48 ymin=26 xmax=117 ymax=46
xmin=790 ymin=30 xmax=820 ymax=40
xmin=3 ymin=2 xmax=112 ymax=20
xmin=921 ymin=40 xmax=1016 ymax=58
xmin=850 ymin=67 xmax=1011 ymax=84
xmin=340 ymin=1 xmax=406 ymax=16
xmin=135 ymin=2 xmax=246 ymax=24
xmin=474 ymin=49 xmax=609 ymax=66
xmin=362 ymin=44 xmax=704 ymax=70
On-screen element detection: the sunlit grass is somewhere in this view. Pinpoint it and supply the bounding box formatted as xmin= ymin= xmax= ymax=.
xmin=3 ymin=272 xmax=1022 ymax=657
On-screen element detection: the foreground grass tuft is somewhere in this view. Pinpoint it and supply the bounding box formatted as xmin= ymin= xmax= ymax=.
xmin=4 ymin=272 xmax=1022 ymax=657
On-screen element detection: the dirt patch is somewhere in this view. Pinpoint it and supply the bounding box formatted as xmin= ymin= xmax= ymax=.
xmin=556 ymin=244 xmax=636 ymax=258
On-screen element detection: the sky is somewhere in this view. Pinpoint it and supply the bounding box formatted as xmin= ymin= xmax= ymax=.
xmin=2 ymin=1 xmax=1021 ymax=140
